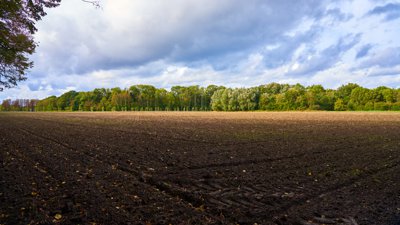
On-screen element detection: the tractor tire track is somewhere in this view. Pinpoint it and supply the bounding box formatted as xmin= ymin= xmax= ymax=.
xmin=15 ymin=126 xmax=225 ymax=224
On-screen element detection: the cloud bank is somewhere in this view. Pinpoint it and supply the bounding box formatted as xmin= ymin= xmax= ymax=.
xmin=1 ymin=0 xmax=400 ymax=100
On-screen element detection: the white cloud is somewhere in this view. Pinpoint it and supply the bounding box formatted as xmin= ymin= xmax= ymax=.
xmin=358 ymin=47 xmax=400 ymax=68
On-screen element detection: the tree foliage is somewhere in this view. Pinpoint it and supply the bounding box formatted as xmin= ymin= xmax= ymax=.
xmin=0 ymin=0 xmax=61 ymax=91
xmin=2 ymin=83 xmax=400 ymax=112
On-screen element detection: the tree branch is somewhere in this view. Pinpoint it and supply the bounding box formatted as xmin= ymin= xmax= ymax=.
xmin=81 ymin=0 xmax=102 ymax=9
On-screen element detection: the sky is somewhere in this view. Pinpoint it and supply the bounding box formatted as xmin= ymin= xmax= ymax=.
xmin=1 ymin=0 xmax=400 ymax=100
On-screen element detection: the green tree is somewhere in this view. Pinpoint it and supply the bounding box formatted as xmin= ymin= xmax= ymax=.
xmin=284 ymin=86 xmax=304 ymax=110
xmin=275 ymin=93 xmax=286 ymax=110
xmin=259 ymin=93 xmax=277 ymax=110
xmin=155 ymin=88 xmax=168 ymax=110
xmin=204 ymin=85 xmax=223 ymax=110
xmin=136 ymin=85 xmax=156 ymax=110
xmin=377 ymin=87 xmax=396 ymax=103
xmin=99 ymin=96 xmax=110 ymax=111
xmin=228 ymin=89 xmax=239 ymax=111
xmin=111 ymin=90 xmax=131 ymax=111
xmin=349 ymin=87 xmax=373 ymax=110
xmin=335 ymin=83 xmax=360 ymax=105
xmin=334 ymin=99 xmax=346 ymax=111
xmin=129 ymin=85 xmax=141 ymax=110
xmin=221 ymin=88 xmax=230 ymax=111
xmin=165 ymin=91 xmax=176 ymax=111
xmin=211 ymin=88 xmax=225 ymax=111
xmin=259 ymin=83 xmax=288 ymax=95
xmin=57 ymin=90 xmax=78 ymax=111
xmin=306 ymin=85 xmax=324 ymax=110
xmin=36 ymin=95 xmax=57 ymax=111
xmin=373 ymin=102 xmax=389 ymax=111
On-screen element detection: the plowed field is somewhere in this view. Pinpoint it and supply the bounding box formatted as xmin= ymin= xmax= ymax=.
xmin=1 ymin=112 xmax=399 ymax=225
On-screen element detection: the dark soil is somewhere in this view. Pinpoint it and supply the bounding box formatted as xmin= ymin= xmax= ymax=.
xmin=1 ymin=112 xmax=399 ymax=225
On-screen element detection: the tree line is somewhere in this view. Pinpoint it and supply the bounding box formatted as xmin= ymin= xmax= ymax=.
xmin=1 ymin=83 xmax=400 ymax=112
